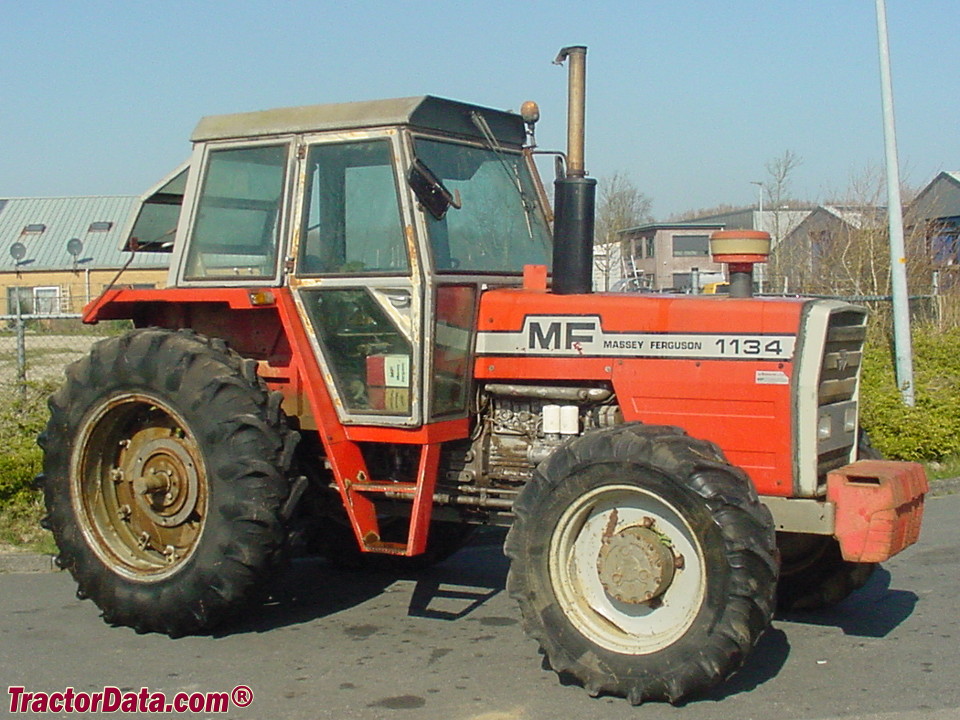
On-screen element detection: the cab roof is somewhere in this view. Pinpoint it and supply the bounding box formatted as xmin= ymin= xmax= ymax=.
xmin=191 ymin=95 xmax=527 ymax=146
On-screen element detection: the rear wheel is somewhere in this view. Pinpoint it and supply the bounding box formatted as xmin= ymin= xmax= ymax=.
xmin=776 ymin=533 xmax=874 ymax=611
xmin=38 ymin=328 xmax=296 ymax=636
xmin=505 ymin=424 xmax=777 ymax=704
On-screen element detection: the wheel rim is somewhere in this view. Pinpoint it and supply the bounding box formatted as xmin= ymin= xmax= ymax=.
xmin=549 ymin=483 xmax=705 ymax=655
xmin=70 ymin=392 xmax=207 ymax=580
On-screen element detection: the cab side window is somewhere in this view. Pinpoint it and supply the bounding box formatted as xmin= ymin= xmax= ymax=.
xmin=184 ymin=144 xmax=288 ymax=280
xmin=299 ymin=140 xmax=408 ymax=275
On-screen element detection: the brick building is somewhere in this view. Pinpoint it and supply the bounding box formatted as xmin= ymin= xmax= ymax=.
xmin=0 ymin=196 xmax=169 ymax=316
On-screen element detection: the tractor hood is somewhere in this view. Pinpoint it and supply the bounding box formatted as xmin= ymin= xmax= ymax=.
xmin=475 ymin=288 xmax=807 ymax=362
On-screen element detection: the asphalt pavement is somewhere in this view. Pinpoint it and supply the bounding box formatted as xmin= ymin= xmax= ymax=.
xmin=1 ymin=489 xmax=958 ymax=720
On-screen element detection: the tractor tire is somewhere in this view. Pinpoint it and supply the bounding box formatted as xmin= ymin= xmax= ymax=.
xmin=775 ymin=534 xmax=874 ymax=611
xmin=775 ymin=434 xmax=880 ymax=612
xmin=505 ymin=424 xmax=778 ymax=705
xmin=37 ymin=328 xmax=296 ymax=637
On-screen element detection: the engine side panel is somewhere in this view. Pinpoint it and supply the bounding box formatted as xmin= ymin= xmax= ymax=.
xmin=611 ymin=358 xmax=793 ymax=494
xmin=475 ymin=288 xmax=807 ymax=497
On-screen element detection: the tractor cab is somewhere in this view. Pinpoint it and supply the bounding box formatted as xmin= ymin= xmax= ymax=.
xmin=121 ymin=96 xmax=553 ymax=428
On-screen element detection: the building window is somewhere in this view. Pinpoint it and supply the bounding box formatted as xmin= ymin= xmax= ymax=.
xmin=811 ymin=230 xmax=833 ymax=260
xmin=33 ymin=287 xmax=61 ymax=315
xmin=100 ymin=283 xmax=156 ymax=291
xmin=5 ymin=286 xmax=61 ymax=315
xmin=672 ymin=234 xmax=709 ymax=257
xmin=21 ymin=223 xmax=46 ymax=235
xmin=644 ymin=236 xmax=655 ymax=258
xmin=88 ymin=221 xmax=114 ymax=232
xmin=672 ymin=272 xmax=692 ymax=291
xmin=928 ymin=217 xmax=960 ymax=266
xmin=6 ymin=287 xmax=32 ymax=315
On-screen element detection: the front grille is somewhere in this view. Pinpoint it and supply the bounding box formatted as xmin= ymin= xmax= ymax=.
xmin=819 ymin=310 xmax=866 ymax=405
xmin=817 ymin=308 xmax=867 ymax=476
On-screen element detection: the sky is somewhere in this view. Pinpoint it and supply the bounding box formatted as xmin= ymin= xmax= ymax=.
xmin=2 ymin=0 xmax=958 ymax=219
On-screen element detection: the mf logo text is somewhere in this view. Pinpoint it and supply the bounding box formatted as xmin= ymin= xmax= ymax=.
xmin=527 ymin=319 xmax=598 ymax=350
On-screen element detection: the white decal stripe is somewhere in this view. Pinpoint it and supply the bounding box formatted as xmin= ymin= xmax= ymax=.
xmin=476 ymin=316 xmax=795 ymax=361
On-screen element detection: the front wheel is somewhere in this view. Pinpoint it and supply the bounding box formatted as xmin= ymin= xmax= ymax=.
xmin=505 ymin=424 xmax=777 ymax=704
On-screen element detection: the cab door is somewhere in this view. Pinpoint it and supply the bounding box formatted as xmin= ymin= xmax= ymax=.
xmin=290 ymin=132 xmax=425 ymax=427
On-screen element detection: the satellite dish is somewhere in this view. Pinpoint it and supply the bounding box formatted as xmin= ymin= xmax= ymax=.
xmin=9 ymin=242 xmax=26 ymax=261
xmin=67 ymin=237 xmax=84 ymax=257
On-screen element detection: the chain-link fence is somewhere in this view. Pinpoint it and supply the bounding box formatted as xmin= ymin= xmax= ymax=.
xmin=0 ymin=314 xmax=126 ymax=398
xmin=772 ymin=293 xmax=960 ymax=335
xmin=778 ymin=294 xmax=941 ymax=333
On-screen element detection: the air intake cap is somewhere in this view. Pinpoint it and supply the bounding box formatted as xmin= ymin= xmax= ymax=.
xmin=709 ymin=230 xmax=771 ymax=298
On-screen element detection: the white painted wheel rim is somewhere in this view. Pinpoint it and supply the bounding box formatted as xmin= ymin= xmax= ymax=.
xmin=548 ymin=483 xmax=706 ymax=655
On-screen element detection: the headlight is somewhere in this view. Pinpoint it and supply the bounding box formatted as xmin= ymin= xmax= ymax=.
xmin=844 ymin=406 xmax=857 ymax=433
xmin=818 ymin=414 xmax=833 ymax=440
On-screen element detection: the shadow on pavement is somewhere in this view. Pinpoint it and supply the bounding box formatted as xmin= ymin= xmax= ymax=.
xmin=776 ymin=567 xmax=918 ymax=638
xmin=224 ymin=557 xmax=397 ymax=635
xmin=406 ymin=545 xmax=508 ymax=620
xmin=702 ymin=626 xmax=791 ymax=702
xmin=226 ymin=528 xmax=511 ymax=635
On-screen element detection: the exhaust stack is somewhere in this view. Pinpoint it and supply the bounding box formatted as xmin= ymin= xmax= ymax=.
xmin=552 ymin=46 xmax=597 ymax=295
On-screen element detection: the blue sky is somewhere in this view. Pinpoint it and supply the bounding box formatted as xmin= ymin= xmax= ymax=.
xmin=2 ymin=1 xmax=957 ymax=218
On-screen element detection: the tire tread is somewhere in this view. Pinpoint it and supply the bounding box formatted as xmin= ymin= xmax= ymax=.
xmin=505 ymin=422 xmax=777 ymax=704
xmin=41 ymin=327 xmax=296 ymax=636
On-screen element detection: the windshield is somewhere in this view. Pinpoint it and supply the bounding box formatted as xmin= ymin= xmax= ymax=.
xmin=413 ymin=138 xmax=551 ymax=273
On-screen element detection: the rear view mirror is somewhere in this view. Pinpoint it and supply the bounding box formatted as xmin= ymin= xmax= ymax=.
xmin=407 ymin=159 xmax=461 ymax=220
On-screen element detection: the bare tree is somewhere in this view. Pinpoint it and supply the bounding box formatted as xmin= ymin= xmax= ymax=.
xmin=765 ymin=150 xmax=804 ymax=237
xmin=765 ymin=150 xmax=803 ymax=209
xmin=773 ymin=164 xmax=932 ymax=301
xmin=763 ymin=150 xmax=803 ymax=288
xmin=666 ymin=203 xmax=749 ymax=222
xmin=594 ymin=172 xmax=653 ymax=289
xmin=595 ymin=171 xmax=653 ymax=243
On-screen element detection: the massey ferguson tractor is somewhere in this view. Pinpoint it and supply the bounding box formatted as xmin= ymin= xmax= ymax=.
xmin=38 ymin=47 xmax=926 ymax=704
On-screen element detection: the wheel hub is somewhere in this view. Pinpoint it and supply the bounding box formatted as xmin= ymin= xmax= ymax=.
xmin=597 ymin=524 xmax=677 ymax=604
xmin=125 ymin=433 xmax=200 ymax=528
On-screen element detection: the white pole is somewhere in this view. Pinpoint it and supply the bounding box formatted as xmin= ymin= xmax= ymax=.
xmin=751 ymin=181 xmax=765 ymax=291
xmin=876 ymin=0 xmax=915 ymax=406
xmin=750 ymin=181 xmax=764 ymax=230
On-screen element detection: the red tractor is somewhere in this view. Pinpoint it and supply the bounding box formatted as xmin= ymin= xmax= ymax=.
xmin=39 ymin=47 xmax=926 ymax=704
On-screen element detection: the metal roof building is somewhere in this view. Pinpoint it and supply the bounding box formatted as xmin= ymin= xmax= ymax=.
xmin=908 ymin=171 xmax=960 ymax=224
xmin=0 ymin=196 xmax=169 ymax=272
